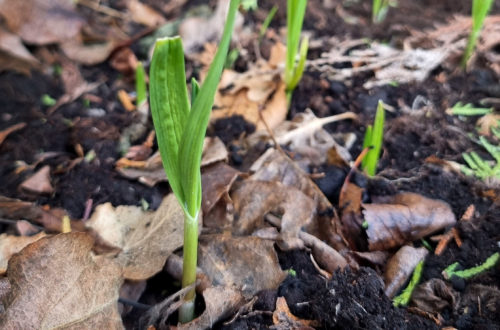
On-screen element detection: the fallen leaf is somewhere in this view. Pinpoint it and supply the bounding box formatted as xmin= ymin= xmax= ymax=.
xmin=198 ymin=234 xmax=286 ymax=298
xmin=179 ymin=286 xmax=245 ymax=329
xmin=86 ymin=194 xmax=186 ymax=280
xmin=0 ymin=232 xmax=123 ymax=329
xmin=477 ymin=113 xmax=500 ymax=136
xmin=201 ymin=136 xmax=228 ymax=167
xmin=384 ymin=245 xmax=428 ymax=298
xmin=60 ymin=39 xmax=116 ymax=65
xmin=411 ymin=279 xmax=457 ymax=313
xmin=127 ymin=0 xmax=166 ymax=27
xmin=0 ymin=232 xmax=46 ymax=274
xmin=0 ymin=0 xmax=83 ymax=45
xmin=19 ymin=165 xmax=54 ymax=194
xmin=201 ymin=162 xmax=240 ymax=215
xmin=0 ymin=28 xmax=38 ymax=74
xmin=299 ymin=230 xmax=348 ymax=272
xmin=0 ymin=122 xmax=26 ymax=146
xmin=272 ymin=297 xmax=316 ymax=329
xmin=232 ymin=180 xmax=315 ymax=250
xmin=179 ymin=0 xmax=243 ymax=55
xmin=119 ymin=280 xmax=146 ymax=316
xmin=363 ymin=193 xmax=456 ymax=251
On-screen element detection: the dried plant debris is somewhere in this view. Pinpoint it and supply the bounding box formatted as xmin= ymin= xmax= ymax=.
xmin=198 ymin=234 xmax=286 ymax=298
xmin=19 ymin=165 xmax=54 ymax=195
xmin=410 ymin=279 xmax=457 ymax=314
xmin=0 ymin=232 xmax=46 ymax=275
xmin=384 ymin=245 xmax=428 ymax=298
xmin=0 ymin=28 xmax=38 ymax=74
xmin=0 ymin=233 xmax=123 ymax=329
xmin=363 ymin=193 xmax=456 ymax=251
xmin=201 ymin=162 xmax=241 ymax=215
xmin=232 ymin=180 xmax=315 ymax=250
xmin=86 ymin=194 xmax=185 ymax=280
xmin=272 ymin=296 xmax=317 ymax=329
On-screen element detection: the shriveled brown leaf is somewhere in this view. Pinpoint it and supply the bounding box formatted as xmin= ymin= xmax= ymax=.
xmin=179 ymin=286 xmax=245 ymax=329
xmin=127 ymin=0 xmax=166 ymax=27
xmin=411 ymin=279 xmax=457 ymax=314
xmin=272 ymin=297 xmax=316 ymax=329
xmin=299 ymin=231 xmax=348 ymax=272
xmin=353 ymin=250 xmax=390 ymax=267
xmin=201 ymin=136 xmax=228 ymax=167
xmin=232 ymin=180 xmax=315 ymax=250
xmin=60 ymin=39 xmax=116 ymax=65
xmin=0 ymin=0 xmax=83 ymax=45
xmin=384 ymin=245 xmax=428 ymax=298
xmin=201 ymin=162 xmax=240 ymax=215
xmin=0 ymin=122 xmax=26 ymax=146
xmin=86 ymin=194 xmax=186 ymax=280
xmin=198 ymin=234 xmax=286 ymax=298
xmin=0 ymin=232 xmax=46 ymax=274
xmin=249 ymin=149 xmax=349 ymax=252
xmin=119 ymin=280 xmax=146 ymax=316
xmin=0 ymin=28 xmax=38 ymax=74
xmin=364 ymin=193 xmax=456 ymax=251
xmin=0 ymin=232 xmax=123 ymax=329
xmin=477 ymin=113 xmax=500 ymax=136
xmin=19 ymin=165 xmax=54 ymax=194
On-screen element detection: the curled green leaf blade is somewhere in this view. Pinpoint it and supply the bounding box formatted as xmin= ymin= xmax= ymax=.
xmin=150 ymin=37 xmax=191 ymax=207
xmin=179 ymin=0 xmax=240 ymax=217
xmin=135 ymin=61 xmax=147 ymax=107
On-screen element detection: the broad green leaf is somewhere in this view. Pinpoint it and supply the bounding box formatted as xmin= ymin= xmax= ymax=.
xmin=285 ymin=0 xmax=307 ymax=88
xmin=178 ymin=0 xmax=240 ymax=217
xmin=190 ymin=78 xmax=200 ymax=106
xmin=150 ymin=37 xmax=190 ymax=208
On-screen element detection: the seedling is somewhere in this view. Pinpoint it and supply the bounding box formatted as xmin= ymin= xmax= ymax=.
xmin=41 ymin=94 xmax=57 ymax=107
xmin=372 ymin=0 xmax=397 ymax=23
xmin=393 ymin=260 xmax=424 ymax=307
xmin=447 ymin=102 xmax=492 ymax=116
xmin=259 ymin=5 xmax=278 ymax=40
xmin=241 ymin=0 xmax=258 ymax=11
xmin=135 ymin=62 xmax=147 ymax=107
xmin=285 ymin=0 xmax=308 ymax=106
xmin=461 ymin=0 xmax=494 ymax=68
xmin=461 ymin=136 xmax=500 ymax=180
xmin=149 ymin=0 xmax=239 ymax=323
xmin=362 ymin=100 xmax=385 ymax=176
xmin=443 ymin=252 xmax=499 ymax=280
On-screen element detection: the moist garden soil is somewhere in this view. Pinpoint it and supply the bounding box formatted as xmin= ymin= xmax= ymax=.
xmin=1 ymin=0 xmax=500 ymax=329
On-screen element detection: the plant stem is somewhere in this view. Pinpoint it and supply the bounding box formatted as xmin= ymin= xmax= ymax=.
xmin=178 ymin=211 xmax=199 ymax=323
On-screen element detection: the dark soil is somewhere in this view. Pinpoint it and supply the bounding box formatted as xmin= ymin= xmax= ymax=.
xmin=1 ymin=0 xmax=499 ymax=329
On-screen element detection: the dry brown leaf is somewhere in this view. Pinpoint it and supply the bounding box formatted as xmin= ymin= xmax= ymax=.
xmin=60 ymin=39 xmax=116 ymax=65
xmin=0 ymin=28 xmax=38 ymax=74
xmin=411 ymin=279 xmax=457 ymax=314
xmin=198 ymin=234 xmax=286 ymax=298
xmin=247 ymin=109 xmax=356 ymax=165
xmin=0 ymin=232 xmax=46 ymax=274
xmin=299 ymin=231 xmax=348 ymax=272
xmin=86 ymin=194 xmax=186 ymax=280
xmin=272 ymin=297 xmax=316 ymax=329
xmin=179 ymin=286 xmax=245 ymax=329
xmin=363 ymin=193 xmax=456 ymax=251
xmin=201 ymin=162 xmax=240 ymax=215
xmin=127 ymin=0 xmax=166 ymax=27
xmin=0 ymin=0 xmax=83 ymax=45
xmin=249 ymin=149 xmax=349 ymax=252
xmin=0 ymin=122 xmax=26 ymax=146
xmin=0 ymin=232 xmax=123 ymax=329
xmin=232 ymin=180 xmax=315 ymax=250
xmin=212 ymin=67 xmax=287 ymax=131
xmin=179 ymin=0 xmax=243 ymax=55
xmin=477 ymin=113 xmax=500 ymax=136
xmin=19 ymin=165 xmax=54 ymax=194
xmin=384 ymin=245 xmax=428 ymax=298
xmin=201 ymin=136 xmax=228 ymax=166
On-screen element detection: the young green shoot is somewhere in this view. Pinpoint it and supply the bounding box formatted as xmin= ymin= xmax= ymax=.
xmin=362 ymin=100 xmax=385 ymax=176
xmin=259 ymin=5 xmax=278 ymax=41
xmin=393 ymin=260 xmax=424 ymax=307
xmin=135 ymin=62 xmax=147 ymax=107
xmin=461 ymin=0 xmax=494 ymax=68
xmin=285 ymin=0 xmax=308 ymax=107
xmin=447 ymin=102 xmax=493 ymax=116
xmin=461 ymin=136 xmax=500 ymax=180
xmin=149 ymin=0 xmax=239 ymax=323
xmin=372 ymin=0 xmax=397 ymax=23
xmin=443 ymin=252 xmax=499 ymax=280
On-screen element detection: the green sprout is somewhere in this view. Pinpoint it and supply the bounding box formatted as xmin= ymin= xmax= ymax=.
xmin=461 ymin=136 xmax=500 ymax=180
xmin=41 ymin=94 xmax=57 ymax=107
xmin=393 ymin=260 xmax=424 ymax=307
xmin=462 ymin=0 xmax=494 ymax=68
xmin=372 ymin=0 xmax=397 ymax=23
xmin=285 ymin=0 xmax=308 ymax=107
xmin=443 ymin=252 xmax=499 ymax=280
xmin=241 ymin=0 xmax=258 ymax=11
xmin=135 ymin=62 xmax=147 ymax=107
xmin=149 ymin=0 xmax=239 ymax=323
xmin=259 ymin=5 xmax=278 ymax=40
xmin=448 ymin=102 xmax=493 ymax=116
xmin=362 ymin=100 xmax=385 ymax=176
